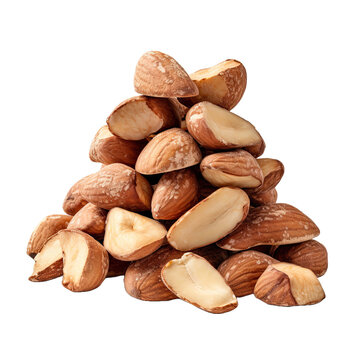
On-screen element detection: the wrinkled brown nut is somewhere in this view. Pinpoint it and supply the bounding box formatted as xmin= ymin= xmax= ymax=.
xmin=254 ymin=262 xmax=325 ymax=306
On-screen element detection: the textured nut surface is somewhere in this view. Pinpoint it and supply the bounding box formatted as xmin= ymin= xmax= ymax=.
xmin=106 ymin=254 xmax=131 ymax=278
xmin=249 ymin=188 xmax=278 ymax=207
xmin=218 ymin=250 xmax=279 ymax=297
xmin=80 ymin=163 xmax=153 ymax=211
xmin=273 ymin=240 xmax=328 ymax=277
xmin=63 ymin=176 xmax=90 ymax=216
xmin=60 ymin=230 xmax=109 ymax=292
xmin=180 ymin=59 xmax=247 ymax=110
xmin=151 ymin=169 xmax=198 ymax=220
xmin=29 ymin=234 xmax=63 ymax=282
xmin=67 ymin=203 xmax=107 ymax=236
xmin=104 ymin=208 xmax=167 ymax=261
xmin=200 ymin=149 xmax=263 ymax=188
xmin=107 ymin=96 xmax=177 ymax=140
xmin=27 ymin=214 xmax=72 ymax=258
xmin=249 ymin=158 xmax=284 ymax=194
xmin=161 ymin=252 xmax=238 ymax=314
xmin=124 ymin=245 xmax=228 ymax=301
xmin=186 ymin=102 xmax=262 ymax=150
xmin=217 ymin=203 xmax=320 ymax=251
xmin=89 ymin=125 xmax=145 ymax=165
xmin=167 ymin=187 xmax=250 ymax=251
xmin=254 ymin=262 xmax=325 ymax=306
xmin=135 ymin=128 xmax=202 ymax=174
xmin=134 ymin=51 xmax=198 ymax=97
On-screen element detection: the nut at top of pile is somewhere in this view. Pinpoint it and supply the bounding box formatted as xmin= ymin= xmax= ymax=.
xmin=27 ymin=50 xmax=326 ymax=314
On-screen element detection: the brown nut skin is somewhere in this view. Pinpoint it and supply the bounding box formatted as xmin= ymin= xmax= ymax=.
xmin=63 ymin=176 xmax=90 ymax=216
xmin=249 ymin=188 xmax=278 ymax=207
xmin=254 ymin=265 xmax=297 ymax=306
xmin=179 ymin=59 xmax=247 ymax=110
xmin=124 ymin=245 xmax=228 ymax=301
xmin=89 ymin=125 xmax=146 ymax=166
xmin=248 ymin=158 xmax=284 ymax=195
xmin=151 ymin=169 xmax=198 ymax=220
xmin=243 ymin=136 xmax=266 ymax=158
xmin=134 ymin=51 xmax=198 ymax=98
xmin=79 ymin=163 xmax=153 ymax=211
xmin=218 ymin=251 xmax=279 ymax=297
xmin=272 ymin=240 xmax=328 ymax=277
xmin=186 ymin=102 xmax=262 ymax=150
xmin=107 ymin=96 xmax=178 ymax=141
xmin=27 ymin=214 xmax=72 ymax=258
xmin=254 ymin=263 xmax=325 ymax=306
xmin=60 ymin=230 xmax=109 ymax=292
xmin=200 ymin=149 xmax=264 ymax=188
xmin=135 ymin=128 xmax=202 ymax=175
xmin=106 ymin=254 xmax=131 ymax=277
xmin=217 ymin=203 xmax=320 ymax=251
xmin=67 ymin=203 xmax=107 ymax=236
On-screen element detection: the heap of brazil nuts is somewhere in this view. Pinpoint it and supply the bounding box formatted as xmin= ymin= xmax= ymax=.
xmin=27 ymin=51 xmax=327 ymax=313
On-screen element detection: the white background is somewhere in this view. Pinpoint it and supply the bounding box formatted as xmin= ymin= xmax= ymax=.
xmin=1 ymin=1 xmax=359 ymax=359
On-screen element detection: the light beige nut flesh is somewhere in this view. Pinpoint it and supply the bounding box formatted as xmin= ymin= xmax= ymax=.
xmin=186 ymin=101 xmax=262 ymax=150
xmin=79 ymin=163 xmax=153 ymax=211
xmin=135 ymin=128 xmax=202 ymax=175
xmin=134 ymin=51 xmax=198 ymax=98
xmin=60 ymin=230 xmax=109 ymax=292
xmin=218 ymin=250 xmax=279 ymax=297
xmin=272 ymin=240 xmax=328 ymax=277
xmin=89 ymin=125 xmax=146 ymax=165
xmin=124 ymin=245 xmax=228 ymax=301
xmin=27 ymin=214 xmax=72 ymax=258
xmin=217 ymin=203 xmax=320 ymax=251
xmin=200 ymin=149 xmax=263 ymax=188
xmin=180 ymin=59 xmax=247 ymax=110
xmin=104 ymin=207 xmax=167 ymax=261
xmin=161 ymin=252 xmax=238 ymax=314
xmin=107 ymin=96 xmax=177 ymax=141
xmin=67 ymin=203 xmax=107 ymax=236
xmin=151 ymin=169 xmax=198 ymax=220
xmin=254 ymin=262 xmax=325 ymax=306
xmin=29 ymin=234 xmax=63 ymax=282
xmin=167 ymin=187 xmax=250 ymax=251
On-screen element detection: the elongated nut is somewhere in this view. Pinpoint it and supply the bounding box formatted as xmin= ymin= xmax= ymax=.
xmin=243 ymin=135 xmax=266 ymax=158
xmin=60 ymin=230 xmax=109 ymax=292
xmin=135 ymin=128 xmax=202 ymax=175
xmin=167 ymin=187 xmax=249 ymax=251
xmin=249 ymin=188 xmax=278 ymax=206
xmin=27 ymin=214 xmax=72 ymax=258
xmin=63 ymin=176 xmax=90 ymax=215
xmin=107 ymin=96 xmax=177 ymax=141
xmin=134 ymin=51 xmax=198 ymax=98
xmin=200 ymin=149 xmax=263 ymax=188
xmin=217 ymin=203 xmax=320 ymax=251
xmin=104 ymin=208 xmax=167 ymax=261
xmin=161 ymin=253 xmax=238 ymax=313
xmin=272 ymin=240 xmax=328 ymax=277
xmin=186 ymin=102 xmax=263 ymax=150
xmin=89 ymin=125 xmax=146 ymax=165
xmin=180 ymin=59 xmax=247 ymax=110
xmin=29 ymin=234 xmax=63 ymax=282
xmin=79 ymin=163 xmax=153 ymax=211
xmin=124 ymin=245 xmax=228 ymax=301
xmin=254 ymin=262 xmax=325 ymax=306
xmin=67 ymin=203 xmax=107 ymax=236
xmin=151 ymin=169 xmax=198 ymax=220
xmin=249 ymin=158 xmax=284 ymax=194
xmin=218 ymin=251 xmax=279 ymax=297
